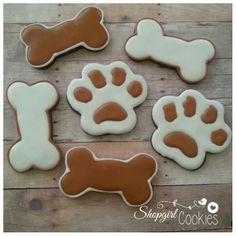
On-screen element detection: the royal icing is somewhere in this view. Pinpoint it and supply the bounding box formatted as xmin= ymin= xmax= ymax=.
xmin=20 ymin=6 xmax=110 ymax=68
xmin=59 ymin=146 xmax=158 ymax=207
xmin=67 ymin=61 xmax=147 ymax=135
xmin=7 ymin=81 xmax=61 ymax=172
xmin=151 ymin=89 xmax=231 ymax=170
xmin=125 ymin=19 xmax=215 ymax=83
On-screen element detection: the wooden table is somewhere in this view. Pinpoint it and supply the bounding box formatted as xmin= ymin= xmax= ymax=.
xmin=4 ymin=4 xmax=232 ymax=232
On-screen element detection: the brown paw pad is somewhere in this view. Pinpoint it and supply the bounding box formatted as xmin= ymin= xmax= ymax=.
xmin=127 ymin=81 xmax=142 ymax=97
xmin=163 ymin=103 xmax=177 ymax=122
xmin=88 ymin=70 xmax=107 ymax=88
xmin=111 ymin=67 xmax=126 ymax=86
xmin=94 ymin=102 xmax=128 ymax=124
xmin=164 ymin=131 xmax=198 ymax=158
xmin=73 ymin=87 xmax=92 ymax=103
xmin=211 ymin=129 xmax=227 ymax=146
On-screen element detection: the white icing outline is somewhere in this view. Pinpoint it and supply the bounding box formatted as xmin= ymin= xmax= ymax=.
xmin=67 ymin=61 xmax=148 ymax=135
xmin=20 ymin=6 xmax=110 ymax=68
xmin=151 ymin=89 xmax=231 ymax=170
xmin=7 ymin=81 xmax=61 ymax=172
xmin=125 ymin=19 xmax=216 ymax=83
xmin=58 ymin=146 xmax=158 ymax=207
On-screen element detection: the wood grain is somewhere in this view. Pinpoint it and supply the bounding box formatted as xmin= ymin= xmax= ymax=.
xmin=4 ymin=184 xmax=232 ymax=232
xmin=3 ymin=3 xmax=232 ymax=232
xmin=4 ymin=4 xmax=231 ymax=23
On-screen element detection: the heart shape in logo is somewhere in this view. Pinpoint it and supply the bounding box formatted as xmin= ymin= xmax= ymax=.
xmin=211 ymin=205 xmax=216 ymax=210
xmin=198 ymin=198 xmax=207 ymax=206
xmin=207 ymin=202 xmax=219 ymax=214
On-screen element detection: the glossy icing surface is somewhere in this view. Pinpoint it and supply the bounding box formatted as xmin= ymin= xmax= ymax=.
xmin=7 ymin=81 xmax=61 ymax=172
xmin=125 ymin=19 xmax=215 ymax=83
xmin=151 ymin=89 xmax=231 ymax=170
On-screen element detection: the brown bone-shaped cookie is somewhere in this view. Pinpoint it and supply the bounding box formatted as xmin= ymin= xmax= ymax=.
xmin=59 ymin=147 xmax=158 ymax=207
xmin=20 ymin=6 xmax=110 ymax=67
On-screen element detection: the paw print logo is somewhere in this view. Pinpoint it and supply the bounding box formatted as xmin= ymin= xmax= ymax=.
xmin=67 ymin=61 xmax=147 ymax=135
xmin=151 ymin=89 xmax=231 ymax=170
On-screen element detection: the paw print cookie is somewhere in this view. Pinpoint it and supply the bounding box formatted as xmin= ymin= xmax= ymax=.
xmin=67 ymin=61 xmax=147 ymax=135
xmin=151 ymin=90 xmax=231 ymax=170
xmin=125 ymin=19 xmax=215 ymax=83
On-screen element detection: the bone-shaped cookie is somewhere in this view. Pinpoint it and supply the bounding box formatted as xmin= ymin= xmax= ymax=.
xmin=59 ymin=146 xmax=158 ymax=207
xmin=125 ymin=19 xmax=216 ymax=83
xmin=20 ymin=6 xmax=110 ymax=68
xmin=7 ymin=81 xmax=61 ymax=172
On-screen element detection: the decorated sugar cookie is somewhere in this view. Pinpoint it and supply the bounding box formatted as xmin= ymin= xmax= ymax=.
xmin=7 ymin=81 xmax=61 ymax=172
xmin=125 ymin=19 xmax=215 ymax=83
xmin=20 ymin=6 xmax=110 ymax=68
xmin=151 ymin=89 xmax=231 ymax=170
xmin=67 ymin=61 xmax=147 ymax=135
xmin=59 ymin=146 xmax=157 ymax=207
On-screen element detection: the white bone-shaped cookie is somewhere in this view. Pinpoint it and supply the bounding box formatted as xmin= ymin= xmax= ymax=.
xmin=7 ymin=81 xmax=61 ymax=172
xmin=125 ymin=19 xmax=216 ymax=83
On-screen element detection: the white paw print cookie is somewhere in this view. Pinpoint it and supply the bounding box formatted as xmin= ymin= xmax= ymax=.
xmin=125 ymin=19 xmax=215 ymax=83
xmin=67 ymin=61 xmax=147 ymax=135
xmin=151 ymin=90 xmax=231 ymax=170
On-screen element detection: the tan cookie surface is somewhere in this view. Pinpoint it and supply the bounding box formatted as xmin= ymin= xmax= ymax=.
xmin=59 ymin=146 xmax=158 ymax=207
xmin=20 ymin=6 xmax=109 ymax=67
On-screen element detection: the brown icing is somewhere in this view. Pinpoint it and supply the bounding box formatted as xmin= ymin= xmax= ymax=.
xmin=201 ymin=105 xmax=217 ymax=124
xmin=73 ymin=87 xmax=92 ymax=103
xmin=183 ymin=96 xmax=196 ymax=117
xmin=21 ymin=7 xmax=109 ymax=66
xmin=88 ymin=70 xmax=106 ymax=88
xmin=164 ymin=131 xmax=198 ymax=157
xmin=211 ymin=129 xmax=227 ymax=146
xmin=127 ymin=81 xmax=142 ymax=97
xmin=60 ymin=147 xmax=157 ymax=206
xmin=94 ymin=102 xmax=127 ymax=124
xmin=111 ymin=67 xmax=126 ymax=86
xmin=163 ymin=103 xmax=177 ymax=122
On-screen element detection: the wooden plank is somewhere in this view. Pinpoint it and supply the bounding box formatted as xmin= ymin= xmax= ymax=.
xmin=4 ymin=142 xmax=232 ymax=188
xmin=3 ymin=3 xmax=232 ymax=232
xmin=4 ymin=184 xmax=232 ymax=232
xmin=4 ymin=4 xmax=232 ymax=23
xmin=4 ymin=22 xmax=232 ymax=60
xmin=3 ymin=58 xmax=232 ymax=75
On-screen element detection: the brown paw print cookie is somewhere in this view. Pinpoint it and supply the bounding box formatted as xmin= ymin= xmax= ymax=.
xmin=20 ymin=6 xmax=110 ymax=68
xmin=59 ymin=146 xmax=158 ymax=207
xmin=151 ymin=89 xmax=231 ymax=170
xmin=125 ymin=19 xmax=215 ymax=83
xmin=7 ymin=81 xmax=61 ymax=172
xmin=67 ymin=61 xmax=147 ymax=135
